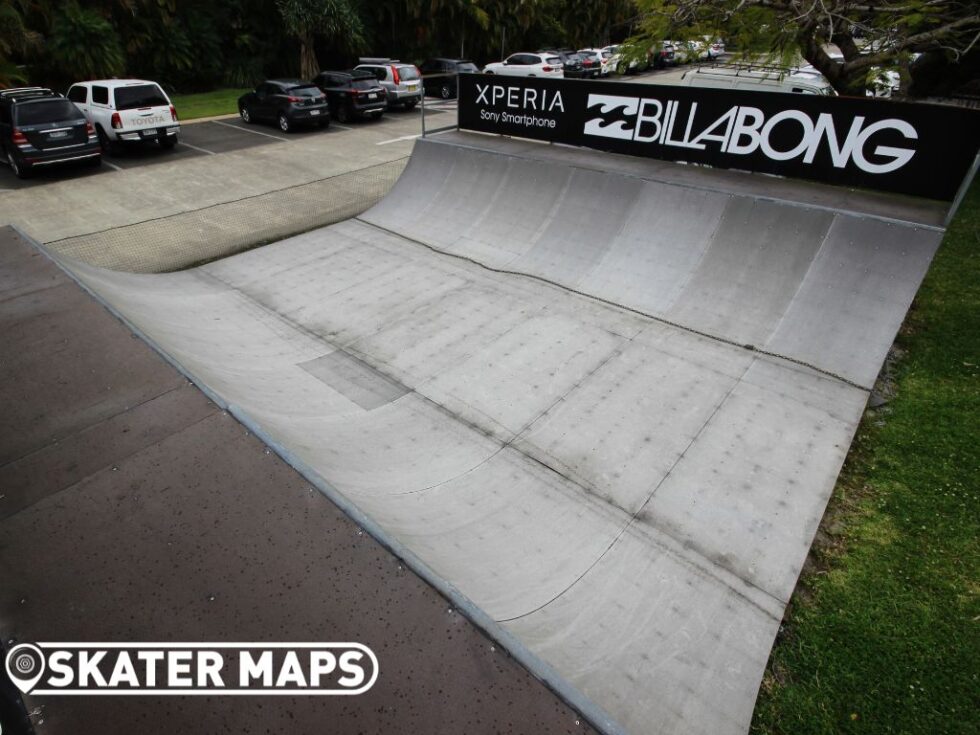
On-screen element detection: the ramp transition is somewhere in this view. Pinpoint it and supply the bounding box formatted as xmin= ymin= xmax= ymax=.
xmin=47 ymin=133 xmax=945 ymax=735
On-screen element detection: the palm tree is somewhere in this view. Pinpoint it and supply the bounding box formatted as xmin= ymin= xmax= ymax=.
xmin=0 ymin=0 xmax=39 ymax=85
xmin=276 ymin=0 xmax=365 ymax=78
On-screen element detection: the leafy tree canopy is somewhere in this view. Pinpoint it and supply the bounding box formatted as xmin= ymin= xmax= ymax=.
xmin=631 ymin=1 xmax=980 ymax=96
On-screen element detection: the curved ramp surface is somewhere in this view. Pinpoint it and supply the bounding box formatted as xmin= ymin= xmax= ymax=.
xmin=53 ymin=134 xmax=943 ymax=735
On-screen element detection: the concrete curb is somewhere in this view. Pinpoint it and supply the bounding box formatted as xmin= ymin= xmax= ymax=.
xmin=181 ymin=112 xmax=239 ymax=125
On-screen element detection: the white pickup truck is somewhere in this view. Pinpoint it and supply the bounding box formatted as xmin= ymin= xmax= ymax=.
xmin=66 ymin=79 xmax=179 ymax=151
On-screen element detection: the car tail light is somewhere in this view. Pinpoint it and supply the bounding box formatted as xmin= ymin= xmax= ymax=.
xmin=85 ymin=122 xmax=95 ymax=135
xmin=391 ymin=65 xmax=400 ymax=84
xmin=542 ymin=66 xmax=553 ymax=72
xmin=169 ymin=105 xmax=177 ymax=121
xmin=11 ymin=129 xmax=28 ymax=145
xmin=286 ymin=96 xmax=301 ymax=102
xmin=110 ymin=112 xmax=122 ymax=129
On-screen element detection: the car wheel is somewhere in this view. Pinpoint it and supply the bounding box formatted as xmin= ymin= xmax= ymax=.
xmin=317 ymin=118 xmax=329 ymax=129
xmin=240 ymin=106 xmax=252 ymax=124
xmin=8 ymin=150 xmax=31 ymax=179
xmin=404 ymin=100 xmax=417 ymax=110
xmin=440 ymin=84 xmax=452 ymax=99
xmin=159 ymin=136 xmax=177 ymax=149
xmin=96 ymin=126 xmax=113 ymax=154
xmin=336 ymin=103 xmax=350 ymax=124
xmin=278 ymin=113 xmax=290 ymax=133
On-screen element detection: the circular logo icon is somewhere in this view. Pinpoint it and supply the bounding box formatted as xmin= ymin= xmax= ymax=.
xmin=5 ymin=643 xmax=45 ymax=694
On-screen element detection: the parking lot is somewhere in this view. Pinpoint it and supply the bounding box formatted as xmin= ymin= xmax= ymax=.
xmin=0 ymin=63 xmax=710 ymax=193
xmin=0 ymin=97 xmax=458 ymax=191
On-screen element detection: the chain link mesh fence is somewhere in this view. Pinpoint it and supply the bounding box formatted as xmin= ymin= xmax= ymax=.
xmin=44 ymin=157 xmax=408 ymax=273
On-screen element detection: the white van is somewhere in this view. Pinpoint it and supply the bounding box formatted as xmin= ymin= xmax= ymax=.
xmin=679 ymin=65 xmax=836 ymax=95
xmin=66 ymin=79 xmax=180 ymax=150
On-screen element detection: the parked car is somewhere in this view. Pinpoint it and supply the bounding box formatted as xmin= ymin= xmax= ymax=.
xmin=0 ymin=87 xmax=100 ymax=179
xmin=67 ymin=79 xmax=179 ymax=152
xmin=540 ymin=49 xmax=591 ymax=78
xmin=680 ymin=65 xmax=836 ymax=95
xmin=695 ymin=37 xmax=726 ymax=60
xmin=600 ymin=46 xmax=621 ymax=74
xmin=419 ymin=58 xmax=480 ymax=99
xmin=483 ymin=52 xmax=564 ymax=78
xmin=650 ymin=42 xmax=675 ymax=69
xmin=237 ymin=79 xmax=329 ymax=132
xmin=354 ymin=58 xmax=423 ymax=109
xmin=580 ymin=48 xmax=611 ymax=76
xmin=665 ymin=40 xmax=692 ymax=64
xmin=311 ymin=70 xmax=386 ymax=122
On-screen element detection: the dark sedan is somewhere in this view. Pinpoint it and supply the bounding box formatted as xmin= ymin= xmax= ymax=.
xmin=310 ymin=71 xmax=386 ymax=123
xmin=237 ymin=79 xmax=329 ymax=133
xmin=0 ymin=88 xmax=100 ymax=179
xmin=540 ymin=50 xmax=591 ymax=78
xmin=419 ymin=58 xmax=480 ymax=99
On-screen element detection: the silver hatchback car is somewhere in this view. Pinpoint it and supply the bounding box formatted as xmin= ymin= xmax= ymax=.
xmin=354 ymin=58 xmax=423 ymax=110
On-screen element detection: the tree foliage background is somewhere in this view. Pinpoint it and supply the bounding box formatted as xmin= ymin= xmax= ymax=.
xmin=0 ymin=0 xmax=976 ymax=96
xmin=0 ymin=0 xmax=637 ymax=90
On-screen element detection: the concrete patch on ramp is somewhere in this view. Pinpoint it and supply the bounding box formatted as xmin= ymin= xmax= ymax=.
xmin=39 ymin=133 xmax=945 ymax=735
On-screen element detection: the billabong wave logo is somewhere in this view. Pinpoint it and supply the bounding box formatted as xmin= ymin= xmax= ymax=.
xmin=584 ymin=95 xmax=639 ymax=140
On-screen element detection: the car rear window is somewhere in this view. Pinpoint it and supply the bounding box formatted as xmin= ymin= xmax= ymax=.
xmin=14 ymin=99 xmax=80 ymax=125
xmin=397 ymin=66 xmax=420 ymax=81
xmin=457 ymin=62 xmax=479 ymax=73
xmin=114 ymin=84 xmax=169 ymax=110
xmin=546 ymin=57 xmax=562 ymax=65
xmin=352 ymin=78 xmax=379 ymax=90
xmin=287 ymin=86 xmax=322 ymax=97
xmin=601 ymin=51 xmax=612 ymax=59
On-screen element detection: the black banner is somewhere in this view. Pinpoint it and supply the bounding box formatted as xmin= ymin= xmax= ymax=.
xmin=457 ymin=73 xmax=979 ymax=201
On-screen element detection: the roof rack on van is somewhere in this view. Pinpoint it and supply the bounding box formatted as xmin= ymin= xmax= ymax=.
xmin=359 ymin=57 xmax=399 ymax=64
xmin=0 ymin=87 xmax=55 ymax=101
xmin=690 ymin=62 xmax=811 ymax=80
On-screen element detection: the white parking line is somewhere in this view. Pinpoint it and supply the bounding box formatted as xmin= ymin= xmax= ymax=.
xmin=332 ymin=123 xmax=353 ymax=131
xmin=213 ymin=120 xmax=288 ymax=142
xmin=376 ymin=134 xmax=421 ymax=146
xmin=103 ymin=160 xmax=122 ymax=171
xmin=179 ymin=141 xmax=216 ymax=155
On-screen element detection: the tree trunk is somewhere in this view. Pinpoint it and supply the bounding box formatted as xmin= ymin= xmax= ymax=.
xmin=299 ymin=30 xmax=319 ymax=79
xmin=798 ymin=32 xmax=865 ymax=97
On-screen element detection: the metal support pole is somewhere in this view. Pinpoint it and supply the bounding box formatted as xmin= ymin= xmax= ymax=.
xmin=420 ymin=84 xmax=426 ymax=138
xmin=945 ymin=151 xmax=980 ymax=227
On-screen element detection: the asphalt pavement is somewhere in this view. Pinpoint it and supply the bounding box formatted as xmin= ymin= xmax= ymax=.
xmin=0 ymin=100 xmax=455 ymax=191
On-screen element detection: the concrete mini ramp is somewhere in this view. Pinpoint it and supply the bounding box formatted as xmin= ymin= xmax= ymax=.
xmin=44 ymin=133 xmax=945 ymax=735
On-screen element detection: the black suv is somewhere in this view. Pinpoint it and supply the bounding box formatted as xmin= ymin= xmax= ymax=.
xmin=419 ymin=58 xmax=480 ymax=99
xmin=539 ymin=50 xmax=591 ymax=78
xmin=237 ymin=79 xmax=330 ymax=133
xmin=310 ymin=71 xmax=386 ymax=122
xmin=0 ymin=87 xmax=100 ymax=179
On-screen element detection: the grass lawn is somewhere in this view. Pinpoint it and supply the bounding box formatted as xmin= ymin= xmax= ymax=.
xmin=171 ymin=88 xmax=248 ymax=120
xmin=752 ymin=183 xmax=980 ymax=734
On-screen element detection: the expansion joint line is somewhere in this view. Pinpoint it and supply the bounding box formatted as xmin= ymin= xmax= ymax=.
xmin=354 ymin=217 xmax=872 ymax=393
xmin=497 ymin=356 xmax=784 ymax=625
